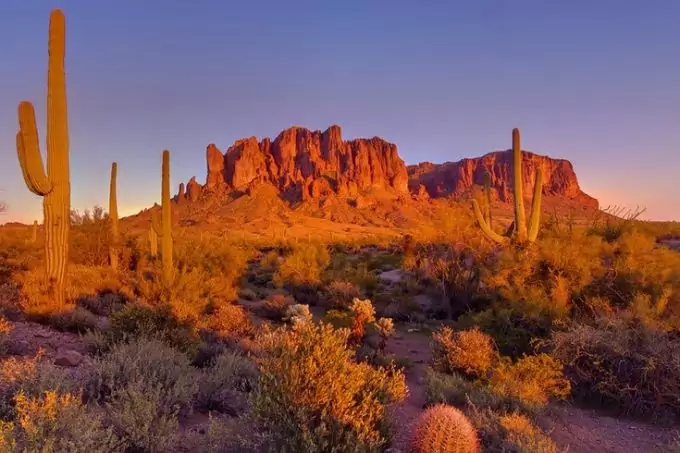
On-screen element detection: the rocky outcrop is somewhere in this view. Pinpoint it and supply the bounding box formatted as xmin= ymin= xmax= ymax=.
xmin=179 ymin=125 xmax=409 ymax=203
xmin=408 ymin=149 xmax=598 ymax=209
xmin=205 ymin=144 xmax=226 ymax=193
xmin=174 ymin=125 xmax=597 ymax=210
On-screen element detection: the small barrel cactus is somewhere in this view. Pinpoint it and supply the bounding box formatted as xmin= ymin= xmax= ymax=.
xmin=409 ymin=404 xmax=480 ymax=453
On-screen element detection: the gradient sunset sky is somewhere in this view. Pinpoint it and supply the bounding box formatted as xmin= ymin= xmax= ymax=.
xmin=1 ymin=1 xmax=678 ymax=223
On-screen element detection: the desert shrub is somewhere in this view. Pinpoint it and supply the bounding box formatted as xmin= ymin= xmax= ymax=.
xmin=489 ymin=354 xmax=571 ymax=409
xmin=0 ymin=315 xmax=11 ymax=354
xmin=175 ymin=237 xmax=253 ymax=282
xmin=133 ymin=266 xmax=237 ymax=322
xmin=457 ymin=306 xmax=554 ymax=359
xmin=49 ymin=305 xmax=100 ymax=333
xmin=432 ymin=327 xmax=497 ymax=379
xmin=104 ymin=303 xmax=199 ymax=354
xmin=324 ymin=280 xmax=361 ymax=309
xmin=424 ymin=369 xmax=534 ymax=417
xmin=89 ymin=338 xmax=199 ymax=451
xmin=77 ymin=290 xmax=128 ymax=316
xmin=16 ymin=265 xmax=131 ymax=321
xmin=257 ymin=293 xmax=295 ymax=321
xmin=196 ymin=350 xmax=258 ymax=415
xmin=283 ymin=304 xmax=314 ymax=326
xmin=238 ymin=287 xmax=258 ymax=301
xmin=260 ymin=251 xmax=280 ymax=270
xmin=274 ymin=242 xmax=330 ymax=287
xmin=183 ymin=415 xmax=262 ymax=453
xmin=467 ymin=407 xmax=558 ymax=453
xmin=349 ymin=297 xmax=376 ymax=346
xmin=69 ymin=206 xmax=111 ymax=267
xmin=252 ymin=321 xmax=407 ymax=452
xmin=200 ymin=303 xmax=254 ymax=339
xmin=323 ymin=309 xmax=354 ymax=329
xmin=0 ymin=390 xmax=121 ymax=452
xmin=409 ymin=403 xmax=480 ymax=453
xmin=550 ymin=317 xmax=680 ymax=421
xmin=0 ymin=354 xmax=82 ymax=421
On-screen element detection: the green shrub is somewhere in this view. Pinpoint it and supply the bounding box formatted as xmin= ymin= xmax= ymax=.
xmin=196 ymin=351 xmax=258 ymax=414
xmin=252 ymin=321 xmax=407 ymax=452
xmin=0 ymin=390 xmax=121 ymax=453
xmin=432 ymin=327 xmax=497 ymax=379
xmin=274 ymin=242 xmax=330 ymax=287
xmin=88 ymin=337 xmax=198 ymax=451
xmin=550 ymin=317 xmax=680 ymax=422
xmin=467 ymin=407 xmax=558 ymax=453
xmin=104 ymin=303 xmax=200 ymax=354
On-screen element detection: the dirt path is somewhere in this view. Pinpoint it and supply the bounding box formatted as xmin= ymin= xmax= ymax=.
xmin=384 ymin=326 xmax=433 ymax=450
xmin=546 ymin=407 xmax=678 ymax=453
xmin=384 ymin=322 xmax=679 ymax=453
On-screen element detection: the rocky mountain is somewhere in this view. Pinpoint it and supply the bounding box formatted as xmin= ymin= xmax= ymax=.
xmin=408 ymin=150 xmax=598 ymax=209
xmin=174 ymin=124 xmax=598 ymax=210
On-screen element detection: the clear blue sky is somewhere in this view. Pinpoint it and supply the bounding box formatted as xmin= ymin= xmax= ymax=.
xmin=1 ymin=1 xmax=679 ymax=223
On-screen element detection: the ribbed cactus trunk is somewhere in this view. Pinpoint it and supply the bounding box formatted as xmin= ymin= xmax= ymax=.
xmin=149 ymin=226 xmax=158 ymax=258
xmin=109 ymin=162 xmax=119 ymax=269
xmin=32 ymin=220 xmax=38 ymax=243
xmin=152 ymin=151 xmax=173 ymax=282
xmin=512 ymin=128 xmax=527 ymax=242
xmin=483 ymin=170 xmax=492 ymax=228
xmin=16 ymin=9 xmax=70 ymax=308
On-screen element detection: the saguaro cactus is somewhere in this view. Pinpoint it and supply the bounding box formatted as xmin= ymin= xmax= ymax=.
xmin=109 ymin=162 xmax=119 ymax=269
xmin=15 ymin=9 xmax=70 ymax=307
xmin=472 ymin=128 xmax=543 ymax=245
xmin=31 ymin=220 xmax=38 ymax=243
xmin=483 ymin=170 xmax=492 ymax=228
xmin=151 ymin=150 xmax=173 ymax=281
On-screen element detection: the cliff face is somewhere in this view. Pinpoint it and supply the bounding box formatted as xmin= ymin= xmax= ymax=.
xmin=407 ymin=149 xmax=598 ymax=209
xmin=174 ymin=125 xmax=597 ymax=210
xmin=182 ymin=125 xmax=409 ymax=202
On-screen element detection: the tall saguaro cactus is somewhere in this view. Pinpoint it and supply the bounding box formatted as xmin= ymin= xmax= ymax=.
xmin=152 ymin=150 xmax=173 ymax=281
xmin=483 ymin=170 xmax=492 ymax=228
xmin=109 ymin=162 xmax=119 ymax=269
xmin=16 ymin=9 xmax=70 ymax=307
xmin=472 ymin=128 xmax=543 ymax=245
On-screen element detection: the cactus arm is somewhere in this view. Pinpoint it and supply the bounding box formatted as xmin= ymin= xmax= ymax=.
xmin=483 ymin=170 xmax=492 ymax=227
xmin=527 ymin=167 xmax=544 ymax=243
xmin=512 ymin=128 xmax=527 ymax=242
xmin=17 ymin=103 xmax=53 ymax=196
xmin=151 ymin=210 xmax=163 ymax=236
xmin=472 ymin=199 xmax=508 ymax=244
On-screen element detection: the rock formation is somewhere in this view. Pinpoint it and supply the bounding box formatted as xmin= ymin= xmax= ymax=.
xmin=175 ymin=125 xmax=597 ymax=210
xmin=407 ymin=149 xmax=598 ymax=209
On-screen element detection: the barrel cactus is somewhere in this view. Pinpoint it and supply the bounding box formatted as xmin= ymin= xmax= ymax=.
xmin=472 ymin=128 xmax=543 ymax=244
xmin=15 ymin=9 xmax=70 ymax=307
xmin=409 ymin=404 xmax=480 ymax=453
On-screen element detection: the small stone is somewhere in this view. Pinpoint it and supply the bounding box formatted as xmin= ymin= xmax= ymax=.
xmin=34 ymin=331 xmax=53 ymax=339
xmin=54 ymin=350 xmax=84 ymax=367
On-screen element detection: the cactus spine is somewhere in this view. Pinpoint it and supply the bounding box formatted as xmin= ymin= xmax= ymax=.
xmin=109 ymin=162 xmax=119 ymax=269
xmin=15 ymin=9 xmax=70 ymax=307
xmin=472 ymin=128 xmax=543 ymax=245
xmin=409 ymin=404 xmax=480 ymax=453
xmin=151 ymin=150 xmax=173 ymax=281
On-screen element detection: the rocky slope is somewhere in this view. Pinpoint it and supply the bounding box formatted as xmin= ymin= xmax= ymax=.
xmin=174 ymin=125 xmax=597 ymax=210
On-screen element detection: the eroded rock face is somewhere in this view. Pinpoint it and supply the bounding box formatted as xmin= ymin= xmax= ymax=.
xmin=174 ymin=125 xmax=597 ymax=210
xmin=180 ymin=125 xmax=409 ymax=202
xmin=407 ymin=149 xmax=598 ymax=209
xmin=205 ymin=144 xmax=226 ymax=192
